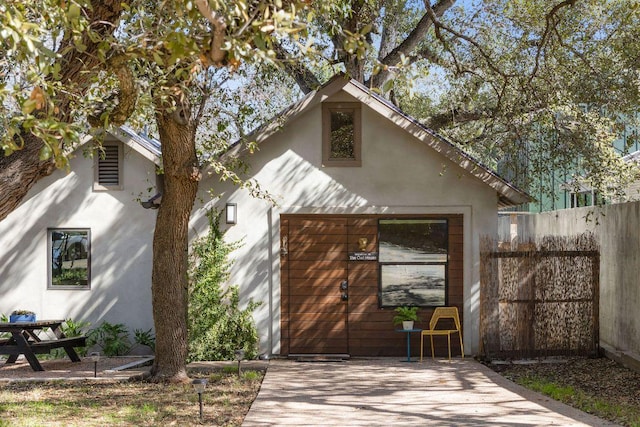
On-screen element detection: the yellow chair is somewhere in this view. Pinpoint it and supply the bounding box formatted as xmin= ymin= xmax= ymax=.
xmin=420 ymin=307 xmax=464 ymax=361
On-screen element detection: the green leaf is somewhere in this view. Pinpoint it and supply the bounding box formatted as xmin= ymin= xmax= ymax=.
xmin=67 ymin=3 xmax=81 ymax=20
xmin=382 ymin=78 xmax=394 ymax=94
xmin=22 ymin=99 xmax=37 ymax=114
xmin=152 ymin=51 xmax=164 ymax=66
xmin=39 ymin=144 xmax=52 ymax=160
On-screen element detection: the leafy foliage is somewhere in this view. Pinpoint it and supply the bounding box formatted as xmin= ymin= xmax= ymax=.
xmin=392 ymin=306 xmax=420 ymax=325
xmin=50 ymin=318 xmax=91 ymax=358
xmin=187 ymin=211 xmax=261 ymax=362
xmin=87 ymin=321 xmax=131 ymax=357
xmin=134 ymin=328 xmax=156 ymax=351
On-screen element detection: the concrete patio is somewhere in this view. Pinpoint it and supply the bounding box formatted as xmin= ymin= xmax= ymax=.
xmin=243 ymin=358 xmax=619 ymax=426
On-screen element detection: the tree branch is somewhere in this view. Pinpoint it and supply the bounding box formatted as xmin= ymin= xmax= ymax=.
xmin=272 ymin=41 xmax=321 ymax=94
xmin=529 ymin=0 xmax=578 ymax=83
xmin=371 ymin=0 xmax=456 ymax=88
xmin=195 ymin=0 xmax=228 ymax=66
xmin=0 ymin=0 xmax=129 ymax=223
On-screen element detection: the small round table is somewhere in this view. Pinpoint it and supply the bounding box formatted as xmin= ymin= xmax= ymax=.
xmin=395 ymin=328 xmax=422 ymax=362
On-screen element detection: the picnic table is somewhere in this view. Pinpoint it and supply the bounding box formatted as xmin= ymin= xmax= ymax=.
xmin=0 ymin=320 xmax=86 ymax=371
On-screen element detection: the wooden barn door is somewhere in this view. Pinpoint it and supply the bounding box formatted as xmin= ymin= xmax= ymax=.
xmin=281 ymin=217 xmax=349 ymax=355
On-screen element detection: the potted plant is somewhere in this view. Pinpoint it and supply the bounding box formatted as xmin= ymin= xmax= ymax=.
xmin=10 ymin=310 xmax=36 ymax=323
xmin=393 ymin=306 xmax=420 ymax=330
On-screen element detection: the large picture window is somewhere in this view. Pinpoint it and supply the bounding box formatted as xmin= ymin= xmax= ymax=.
xmin=48 ymin=229 xmax=90 ymax=289
xmin=378 ymin=219 xmax=447 ymax=307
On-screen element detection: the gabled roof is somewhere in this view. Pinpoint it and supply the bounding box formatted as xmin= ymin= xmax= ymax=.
xmin=111 ymin=125 xmax=162 ymax=165
xmin=228 ymin=75 xmax=532 ymax=208
xmin=623 ymin=149 xmax=640 ymax=164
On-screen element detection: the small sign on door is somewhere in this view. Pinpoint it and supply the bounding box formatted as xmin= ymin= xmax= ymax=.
xmin=348 ymin=252 xmax=378 ymax=261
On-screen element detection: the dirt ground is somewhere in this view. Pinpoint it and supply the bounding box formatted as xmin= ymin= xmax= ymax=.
xmin=489 ymin=356 xmax=640 ymax=426
xmin=0 ymin=357 xmax=263 ymax=426
xmin=0 ymin=356 xmax=151 ymax=381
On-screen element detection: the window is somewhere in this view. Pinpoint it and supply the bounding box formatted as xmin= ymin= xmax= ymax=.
xmin=48 ymin=229 xmax=91 ymax=289
xmin=570 ymin=190 xmax=604 ymax=208
xmin=378 ymin=219 xmax=448 ymax=307
xmin=94 ymin=142 xmax=123 ymax=190
xmin=322 ymin=102 xmax=361 ymax=167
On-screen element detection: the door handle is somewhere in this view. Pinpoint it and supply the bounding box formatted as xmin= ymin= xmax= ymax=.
xmin=341 ymin=292 xmax=348 ymax=301
xmin=340 ymin=280 xmax=348 ymax=290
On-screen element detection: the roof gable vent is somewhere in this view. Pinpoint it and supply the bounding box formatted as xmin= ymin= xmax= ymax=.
xmin=94 ymin=143 xmax=123 ymax=190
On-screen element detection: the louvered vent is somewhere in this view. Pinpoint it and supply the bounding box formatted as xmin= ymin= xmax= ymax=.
xmin=98 ymin=145 xmax=120 ymax=186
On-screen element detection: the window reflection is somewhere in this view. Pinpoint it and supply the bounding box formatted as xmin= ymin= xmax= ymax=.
xmin=379 ymin=219 xmax=447 ymax=307
xmin=49 ymin=229 xmax=90 ymax=288
xmin=330 ymin=110 xmax=355 ymax=159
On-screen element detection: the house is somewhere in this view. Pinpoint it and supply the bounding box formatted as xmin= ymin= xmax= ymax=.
xmin=500 ymin=115 xmax=640 ymax=213
xmin=0 ymin=75 xmax=530 ymax=358
xmin=0 ymin=127 xmax=161 ymax=334
xmin=620 ymin=150 xmax=640 ymax=202
xmin=190 ymin=76 xmax=531 ymax=357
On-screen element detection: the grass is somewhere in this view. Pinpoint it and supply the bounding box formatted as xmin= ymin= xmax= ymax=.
xmin=513 ymin=374 xmax=640 ymax=427
xmin=0 ymin=370 xmax=264 ymax=426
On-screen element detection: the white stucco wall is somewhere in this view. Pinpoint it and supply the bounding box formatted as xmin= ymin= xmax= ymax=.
xmin=192 ymin=90 xmax=500 ymax=356
xmin=0 ymin=139 xmax=158 ymax=335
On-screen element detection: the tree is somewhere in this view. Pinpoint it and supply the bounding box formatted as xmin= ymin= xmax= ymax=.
xmin=277 ymin=0 xmax=640 ymax=203
xmin=1 ymin=0 xmax=363 ymax=382
xmin=121 ymin=0 xmax=361 ymax=382
xmin=0 ymin=0 xmax=133 ymax=222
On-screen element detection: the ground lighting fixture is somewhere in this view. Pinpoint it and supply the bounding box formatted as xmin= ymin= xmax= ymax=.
xmin=234 ymin=349 xmax=245 ymax=377
xmin=88 ymin=352 xmax=100 ymax=378
xmin=192 ymin=378 xmax=208 ymax=421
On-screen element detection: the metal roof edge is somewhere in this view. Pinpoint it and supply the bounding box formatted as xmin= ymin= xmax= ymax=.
xmin=110 ymin=125 xmax=162 ymax=165
xmin=340 ymin=80 xmax=532 ymax=207
xmin=224 ymin=74 xmax=531 ymax=207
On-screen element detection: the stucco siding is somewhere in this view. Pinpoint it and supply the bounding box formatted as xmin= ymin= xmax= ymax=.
xmin=193 ymin=91 xmax=499 ymax=356
xmin=0 ymin=141 xmax=157 ymax=334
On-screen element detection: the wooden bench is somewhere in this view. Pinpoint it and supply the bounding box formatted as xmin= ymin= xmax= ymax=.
xmin=29 ymin=336 xmax=87 ymax=354
xmin=0 ymin=336 xmax=87 ymax=366
xmin=0 ymin=320 xmax=86 ymax=371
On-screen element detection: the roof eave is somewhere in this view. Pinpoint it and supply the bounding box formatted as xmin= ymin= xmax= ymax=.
xmin=223 ymin=75 xmax=532 ymax=208
xmin=110 ymin=126 xmax=162 ymax=166
xmin=339 ymin=80 xmax=533 ymax=208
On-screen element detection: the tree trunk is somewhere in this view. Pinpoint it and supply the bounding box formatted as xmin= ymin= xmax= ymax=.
xmin=150 ymin=100 xmax=200 ymax=382
xmin=0 ymin=136 xmax=55 ymax=221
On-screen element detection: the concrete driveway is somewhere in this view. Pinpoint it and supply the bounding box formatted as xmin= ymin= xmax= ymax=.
xmin=243 ymin=358 xmax=619 ymax=426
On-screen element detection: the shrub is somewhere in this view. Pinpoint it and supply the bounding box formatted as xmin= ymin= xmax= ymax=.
xmin=187 ymin=210 xmax=262 ymax=362
xmin=87 ymin=321 xmax=131 ymax=356
xmin=50 ymin=318 xmax=91 ymax=358
xmin=134 ymin=328 xmax=156 ymax=351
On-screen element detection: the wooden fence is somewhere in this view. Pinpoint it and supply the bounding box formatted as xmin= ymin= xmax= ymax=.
xmin=480 ymin=233 xmax=599 ymax=359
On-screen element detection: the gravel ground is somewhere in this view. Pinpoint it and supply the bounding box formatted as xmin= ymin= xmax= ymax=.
xmin=0 ymin=356 xmax=151 ymax=381
xmin=488 ymin=356 xmax=640 ymax=426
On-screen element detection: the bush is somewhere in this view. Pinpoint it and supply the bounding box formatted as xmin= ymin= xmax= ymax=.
xmin=134 ymin=328 xmax=155 ymax=351
xmin=49 ymin=318 xmax=91 ymax=358
xmin=187 ymin=210 xmax=261 ymax=362
xmin=87 ymin=321 xmax=131 ymax=356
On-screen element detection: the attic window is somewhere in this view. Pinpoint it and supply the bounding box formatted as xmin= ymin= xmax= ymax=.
xmin=94 ymin=142 xmax=123 ymax=191
xmin=322 ymin=102 xmax=361 ymax=167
